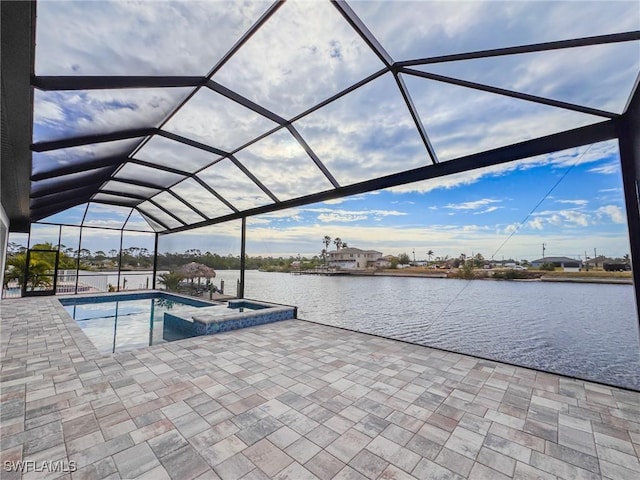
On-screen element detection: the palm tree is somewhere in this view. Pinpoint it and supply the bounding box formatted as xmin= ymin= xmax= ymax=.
xmin=323 ymin=236 xmax=331 ymax=265
xmin=427 ymin=250 xmax=434 ymax=263
xmin=157 ymin=271 xmax=185 ymax=292
xmin=334 ymin=237 xmax=343 ymax=251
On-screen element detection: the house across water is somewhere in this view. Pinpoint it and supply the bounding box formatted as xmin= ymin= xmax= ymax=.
xmin=327 ymin=247 xmax=384 ymax=270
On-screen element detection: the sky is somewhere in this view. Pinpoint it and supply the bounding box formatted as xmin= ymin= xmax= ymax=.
xmin=21 ymin=1 xmax=639 ymax=262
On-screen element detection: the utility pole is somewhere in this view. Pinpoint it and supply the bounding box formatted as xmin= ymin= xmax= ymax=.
xmin=412 ymin=249 xmax=415 ymax=264
xmin=585 ymin=250 xmax=589 ymax=271
xmin=542 ymin=243 xmax=546 ymax=259
xmin=594 ymin=248 xmax=597 ymax=269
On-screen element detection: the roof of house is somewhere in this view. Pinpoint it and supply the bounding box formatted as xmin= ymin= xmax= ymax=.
xmin=329 ymin=247 xmax=382 ymax=255
xmin=532 ymin=256 xmax=581 ymax=263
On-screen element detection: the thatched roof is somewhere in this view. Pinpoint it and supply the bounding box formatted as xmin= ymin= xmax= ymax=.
xmin=177 ymin=262 xmax=216 ymax=279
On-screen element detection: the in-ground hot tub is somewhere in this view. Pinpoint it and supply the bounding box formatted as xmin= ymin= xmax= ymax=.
xmin=163 ymin=299 xmax=297 ymax=338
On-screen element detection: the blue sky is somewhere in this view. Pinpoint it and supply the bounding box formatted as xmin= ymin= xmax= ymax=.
xmin=24 ymin=1 xmax=638 ymax=261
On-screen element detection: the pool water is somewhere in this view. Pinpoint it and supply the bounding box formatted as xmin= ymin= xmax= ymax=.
xmin=60 ymin=293 xmax=213 ymax=354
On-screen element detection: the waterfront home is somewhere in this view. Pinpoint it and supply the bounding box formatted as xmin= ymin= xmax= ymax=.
xmin=531 ymin=256 xmax=582 ymax=271
xmin=327 ymin=247 xmax=383 ymax=270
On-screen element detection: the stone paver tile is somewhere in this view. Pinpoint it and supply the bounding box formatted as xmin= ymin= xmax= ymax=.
xmin=513 ymin=461 xmax=558 ymax=480
xmin=599 ymin=459 xmax=640 ymax=480
xmin=546 ymin=441 xmax=600 ymax=473
xmin=268 ymin=426 xmax=301 ymax=450
xmin=277 ymin=410 xmax=319 ymax=435
xmin=332 ymin=466 xmax=369 ymax=480
xmin=174 ymin=411 xmax=211 ymax=439
xmin=161 ymin=444 xmax=211 ymax=480
xmin=305 ymin=424 xmax=340 ymax=448
xmin=558 ymin=424 xmax=596 ymax=456
xmin=593 ymin=430 xmax=636 ymax=455
xmin=135 ymin=464 xmax=172 ymax=480
xmin=325 ymin=428 xmax=371 ymax=463
xmin=304 ymin=450 xmax=345 ymax=480
xmin=444 ymin=426 xmax=484 ymax=459
xmin=381 ymin=423 xmax=414 ymax=446
xmin=324 ymin=414 xmax=355 ymax=435
xmin=405 ymin=433 xmax=442 ymax=460
xmin=199 ymin=435 xmax=247 ymax=467
xmin=69 ymin=433 xmax=134 ymax=466
xmin=483 ymin=433 xmax=532 ymax=463
xmin=354 ymin=414 xmax=390 ymax=438
xmin=62 ymin=413 xmax=99 ymax=441
xmin=595 ymin=443 xmax=640 ymax=472
xmin=65 ymin=430 xmax=105 ymax=455
xmin=285 ymin=437 xmax=321 ymax=464
xmin=530 ymin=451 xmax=601 ymax=480
xmin=69 ymin=456 xmax=118 ymax=480
xmin=348 ymin=449 xmax=389 ymax=479
xmin=458 ymin=412 xmax=492 ymax=435
xmin=273 ymin=461 xmax=320 ymax=480
xmin=112 ymin=442 xmax=161 ymax=479
xmin=148 ymin=429 xmax=188 ymax=458
xmin=130 ymin=418 xmax=174 ymax=444
xmin=524 ymin=418 xmax=557 ymax=443
xmin=259 ymin=399 xmax=291 ymax=418
xmin=416 ymin=423 xmax=450 ymax=445
xmin=476 ymin=446 xmax=516 ymax=477
xmin=489 ymin=422 xmax=545 ymax=452
xmin=237 ymin=416 xmax=282 ymax=446
xmin=378 ymin=464 xmax=417 ymax=480
xmin=243 ymin=439 xmax=294 ymax=477
xmin=468 ymin=461 xmax=512 ymax=480
xmin=412 ymin=458 xmax=464 ymax=480
xmin=435 ymin=447 xmax=474 ymax=477
xmin=239 ymin=469 xmax=269 ymax=480
xmin=214 ymin=453 xmax=255 ymax=480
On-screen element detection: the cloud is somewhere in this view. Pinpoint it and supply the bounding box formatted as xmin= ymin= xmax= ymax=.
xmin=555 ymin=199 xmax=588 ymax=206
xmin=588 ymin=162 xmax=620 ymax=175
xmin=318 ymin=212 xmax=368 ymax=223
xmin=597 ymin=205 xmax=626 ymax=224
xmin=445 ymin=198 xmax=501 ymax=211
xmin=474 ymin=206 xmax=501 ymax=215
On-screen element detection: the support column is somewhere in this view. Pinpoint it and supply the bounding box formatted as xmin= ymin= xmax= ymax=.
xmin=152 ymin=233 xmax=159 ymax=290
xmin=617 ymin=88 xmax=640 ymax=325
xmin=239 ymin=217 xmax=246 ymax=299
xmin=116 ymin=229 xmax=124 ymax=292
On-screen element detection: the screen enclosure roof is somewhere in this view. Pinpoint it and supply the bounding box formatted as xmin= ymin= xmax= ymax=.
xmin=26 ymin=0 xmax=640 ymax=233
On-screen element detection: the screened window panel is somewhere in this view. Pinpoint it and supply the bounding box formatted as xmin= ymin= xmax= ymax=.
xmin=293 ymin=73 xmax=428 ymax=186
xmin=59 ymin=226 xmax=81 ymax=264
xmin=197 ymin=158 xmax=274 ymax=211
xmin=138 ymin=212 xmax=165 ymax=232
xmin=83 ymin=203 xmax=132 ymax=229
xmin=415 ymin=42 xmax=640 ymax=115
xmin=92 ymin=194 xmax=140 ymax=208
xmin=164 ymin=88 xmax=279 ymax=152
xmin=32 ymin=138 xmax=141 ymax=177
xmin=138 ymin=202 xmax=183 ymax=230
xmin=133 ymin=135 xmax=221 ymax=172
xmin=170 ymin=178 xmax=235 ymax=219
xmin=33 ymin=88 xmax=191 ymax=143
xmin=151 ymin=191 xmax=206 ymax=225
xmin=213 ymin=0 xmax=383 ymax=119
xmin=38 ymin=204 xmax=88 ymax=226
xmin=114 ymin=163 xmax=186 ymax=188
xmin=35 ymin=1 xmax=271 ymax=76
xmin=29 ymin=223 xmax=60 ymax=248
xmin=125 ymin=210 xmax=155 ymax=232
xmin=31 ymin=167 xmax=115 ymax=197
xmin=234 ymin=129 xmax=335 ymax=201
xmin=349 ymin=1 xmax=640 ymax=62
xmin=101 ymin=181 xmax=161 ymax=198
xmin=401 ymin=73 xmax=604 ymax=162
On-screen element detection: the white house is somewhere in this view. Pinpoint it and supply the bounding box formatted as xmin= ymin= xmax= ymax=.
xmin=327 ymin=247 xmax=383 ymax=270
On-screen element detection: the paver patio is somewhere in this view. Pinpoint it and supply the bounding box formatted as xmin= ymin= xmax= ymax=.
xmin=1 ymin=297 xmax=639 ymax=479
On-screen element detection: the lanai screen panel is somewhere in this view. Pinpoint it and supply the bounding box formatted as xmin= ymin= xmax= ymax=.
xmin=30 ymin=1 xmax=640 ymax=232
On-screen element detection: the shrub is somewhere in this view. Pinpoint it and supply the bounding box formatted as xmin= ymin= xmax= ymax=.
xmin=540 ymin=262 xmax=556 ymax=271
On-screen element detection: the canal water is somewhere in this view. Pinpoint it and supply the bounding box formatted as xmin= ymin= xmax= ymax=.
xmin=213 ymin=270 xmax=640 ymax=391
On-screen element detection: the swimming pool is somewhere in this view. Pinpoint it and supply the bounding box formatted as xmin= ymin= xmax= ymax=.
xmin=60 ymin=292 xmax=214 ymax=354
